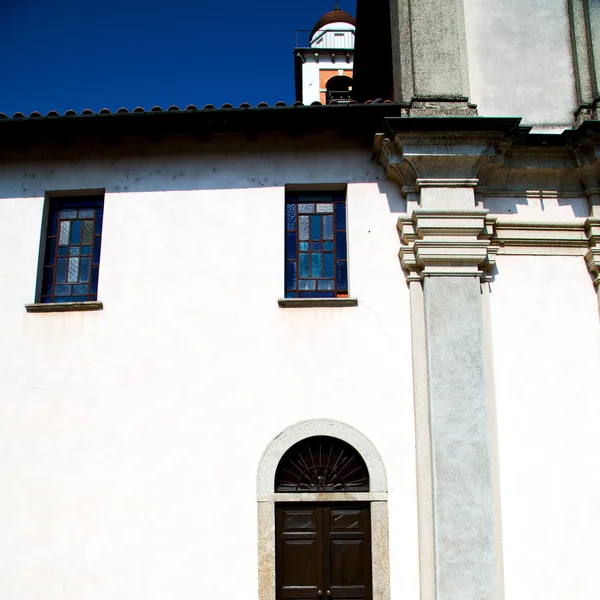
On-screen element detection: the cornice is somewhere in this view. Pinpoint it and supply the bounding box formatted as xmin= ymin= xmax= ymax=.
xmin=416 ymin=178 xmax=479 ymax=188
xmin=374 ymin=133 xmax=417 ymax=186
xmin=375 ymin=119 xmax=600 ymax=193
xmin=484 ymin=190 xmax=585 ymax=199
xmin=570 ymin=134 xmax=600 ymax=199
xmin=375 ymin=119 xmax=522 ymax=184
xmin=383 ymin=117 xmax=522 ymax=135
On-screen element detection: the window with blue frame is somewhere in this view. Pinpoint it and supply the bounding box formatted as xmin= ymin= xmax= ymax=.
xmin=40 ymin=196 xmax=104 ymax=303
xmin=285 ymin=192 xmax=348 ymax=298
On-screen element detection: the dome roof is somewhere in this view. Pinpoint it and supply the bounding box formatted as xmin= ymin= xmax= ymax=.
xmin=310 ymin=8 xmax=356 ymax=39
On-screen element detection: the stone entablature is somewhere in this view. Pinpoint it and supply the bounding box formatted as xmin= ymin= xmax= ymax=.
xmin=491 ymin=220 xmax=590 ymax=255
xmin=377 ymin=118 xmax=600 ymax=287
xmin=399 ymin=214 xmax=600 ymax=282
xmin=398 ymin=210 xmax=496 ymax=281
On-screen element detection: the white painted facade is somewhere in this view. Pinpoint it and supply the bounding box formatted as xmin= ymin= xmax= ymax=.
xmin=490 ymin=255 xmax=600 ymax=600
xmin=0 ymin=136 xmax=420 ymax=600
xmin=1 ymin=126 xmax=599 ymax=599
xmin=463 ymin=0 xmax=578 ymax=131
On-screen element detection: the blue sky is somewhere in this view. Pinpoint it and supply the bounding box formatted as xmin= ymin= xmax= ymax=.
xmin=0 ymin=0 xmax=356 ymax=116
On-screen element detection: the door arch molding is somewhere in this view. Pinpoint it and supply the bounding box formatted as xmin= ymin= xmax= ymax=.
xmin=257 ymin=420 xmax=390 ymax=600
xmin=257 ymin=419 xmax=387 ymax=495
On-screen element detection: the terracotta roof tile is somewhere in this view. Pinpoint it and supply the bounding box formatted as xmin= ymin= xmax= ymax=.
xmin=0 ymin=102 xmax=410 ymax=146
xmin=0 ymin=101 xmax=398 ymax=123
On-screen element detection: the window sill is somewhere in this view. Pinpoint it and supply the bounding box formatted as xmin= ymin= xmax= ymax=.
xmin=25 ymin=301 xmax=103 ymax=313
xmin=278 ymin=298 xmax=358 ymax=308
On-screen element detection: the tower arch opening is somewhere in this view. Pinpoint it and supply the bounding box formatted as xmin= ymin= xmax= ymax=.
xmin=326 ymin=75 xmax=354 ymax=103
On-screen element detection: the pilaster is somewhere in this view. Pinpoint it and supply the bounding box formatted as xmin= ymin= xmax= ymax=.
xmin=378 ymin=119 xmax=517 ymax=600
xmin=585 ymin=0 xmax=600 ymax=120
xmin=587 ymin=188 xmax=600 ymax=217
xmin=388 ymin=0 xmax=476 ymax=115
xmin=569 ymin=0 xmax=600 ymax=125
xmin=398 ymin=203 xmax=498 ymax=600
xmin=398 ymin=202 xmax=499 ymax=599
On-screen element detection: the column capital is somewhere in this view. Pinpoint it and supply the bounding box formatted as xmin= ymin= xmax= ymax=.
xmin=585 ymin=218 xmax=600 ymax=287
xmin=572 ymin=131 xmax=600 ymax=215
xmin=573 ymin=132 xmax=600 ymax=171
xmin=398 ymin=209 xmax=497 ymax=282
xmin=374 ymin=118 xmax=520 ymax=185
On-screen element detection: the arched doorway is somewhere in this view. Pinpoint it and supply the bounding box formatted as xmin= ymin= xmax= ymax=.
xmin=326 ymin=75 xmax=353 ymax=103
xmin=275 ymin=436 xmax=371 ymax=600
xmin=257 ymin=420 xmax=390 ymax=600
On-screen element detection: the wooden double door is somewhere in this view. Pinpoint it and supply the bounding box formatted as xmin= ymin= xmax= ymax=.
xmin=276 ymin=503 xmax=372 ymax=600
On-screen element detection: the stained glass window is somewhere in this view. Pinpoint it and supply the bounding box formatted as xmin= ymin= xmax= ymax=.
xmin=41 ymin=196 xmax=104 ymax=303
xmin=285 ymin=192 xmax=348 ymax=298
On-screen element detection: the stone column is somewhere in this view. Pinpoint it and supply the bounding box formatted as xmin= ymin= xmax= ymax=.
xmin=389 ymin=0 xmax=476 ymax=115
xmin=377 ymin=119 xmax=517 ymax=600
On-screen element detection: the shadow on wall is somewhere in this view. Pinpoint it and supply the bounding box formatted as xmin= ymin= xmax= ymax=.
xmin=487 ymin=263 xmax=500 ymax=285
xmin=481 ymin=164 xmax=590 ymax=218
xmin=0 ymin=132 xmax=404 ymax=213
xmin=483 ymin=196 xmax=589 ymax=219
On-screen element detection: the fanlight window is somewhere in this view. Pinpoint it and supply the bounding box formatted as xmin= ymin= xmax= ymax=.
xmin=275 ymin=436 xmax=369 ymax=492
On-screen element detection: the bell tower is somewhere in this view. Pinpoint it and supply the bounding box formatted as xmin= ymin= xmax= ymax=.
xmin=294 ymin=5 xmax=356 ymax=104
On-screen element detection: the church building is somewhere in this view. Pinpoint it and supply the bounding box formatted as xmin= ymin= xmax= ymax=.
xmin=0 ymin=2 xmax=598 ymax=600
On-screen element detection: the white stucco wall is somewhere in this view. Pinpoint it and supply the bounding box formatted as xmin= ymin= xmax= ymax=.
xmin=301 ymin=55 xmax=354 ymax=104
xmin=483 ymin=195 xmax=589 ymax=220
xmin=0 ymin=136 xmax=419 ymax=600
xmin=489 ymin=255 xmax=600 ymax=599
xmin=463 ymin=0 xmax=577 ymax=130
xmin=302 ymin=59 xmax=322 ymax=104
